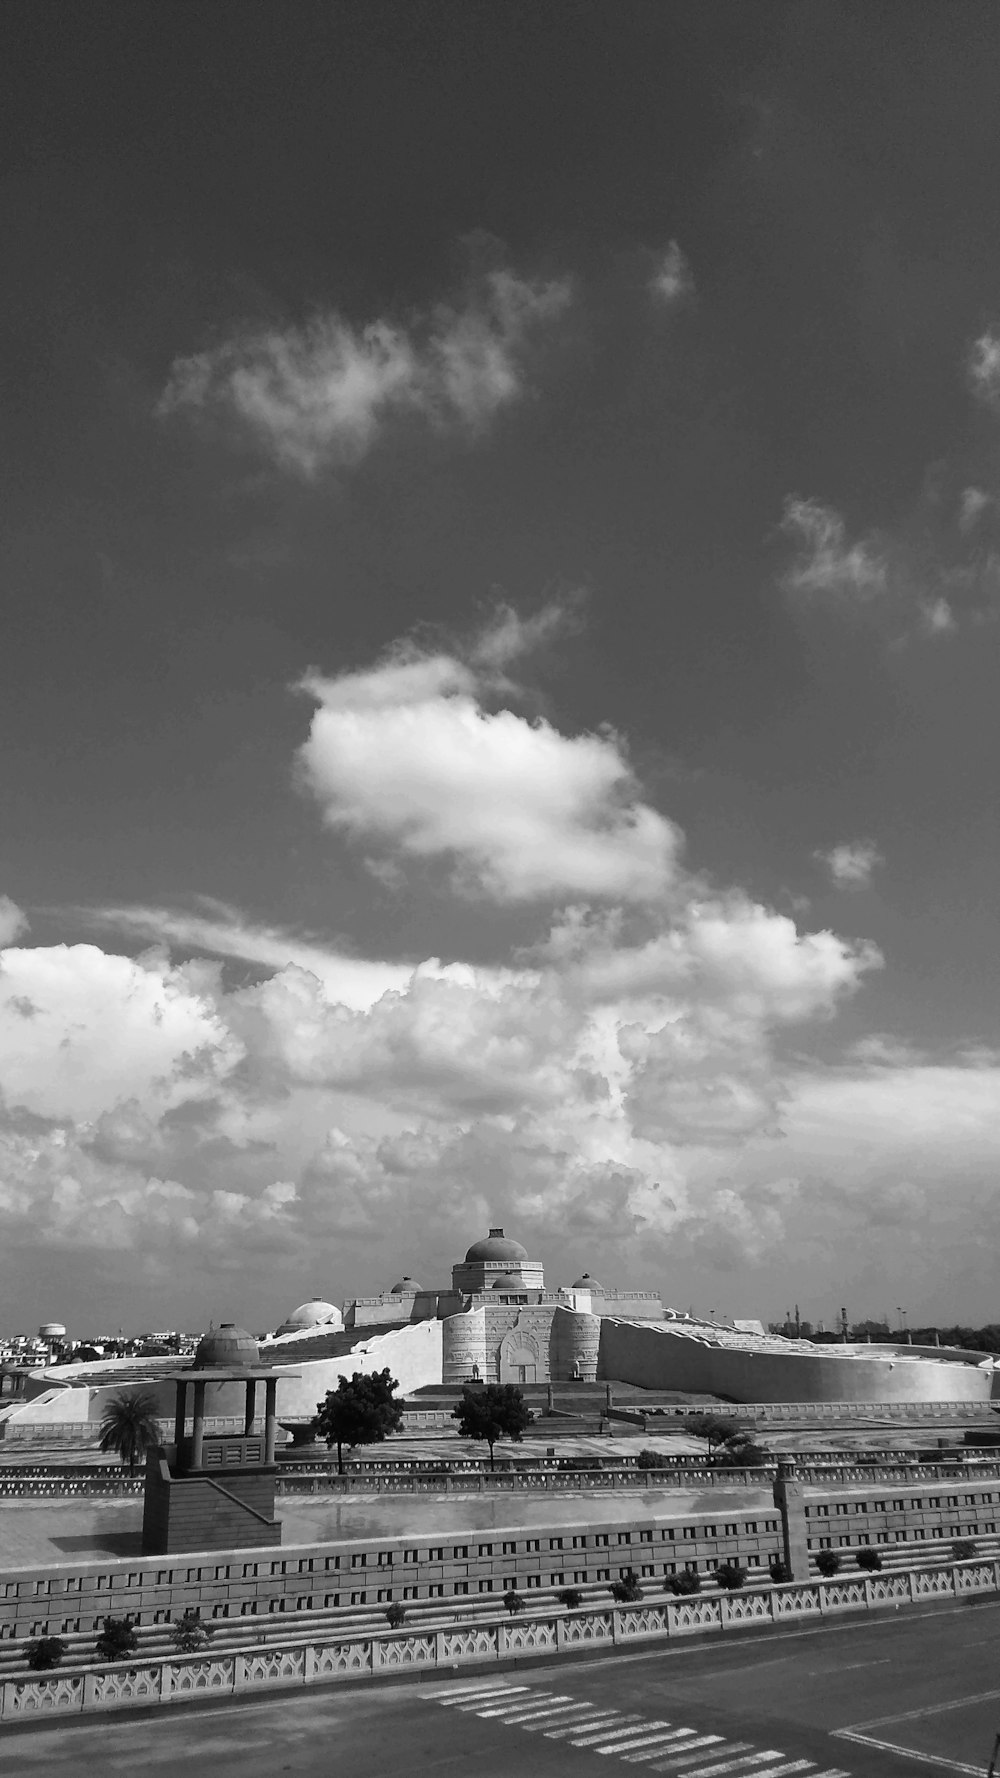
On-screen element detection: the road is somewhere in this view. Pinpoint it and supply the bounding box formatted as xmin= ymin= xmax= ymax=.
xmin=6 ymin=1596 xmax=1000 ymax=1776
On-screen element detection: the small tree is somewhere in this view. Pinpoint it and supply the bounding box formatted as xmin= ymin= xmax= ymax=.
xmin=666 ymin=1569 xmax=702 ymax=1596
xmin=451 ymin=1383 xmax=533 ymax=1469
xmin=311 ymin=1369 xmax=404 ymax=1474
xmin=715 ymin=1440 xmax=770 ymax=1469
xmin=768 ymin=1557 xmax=792 ymax=1583
xmin=26 ymin=1636 xmax=67 ymax=1671
xmin=635 ymin=1448 xmax=665 ymax=1471
xmin=855 ymin=1548 xmax=883 ymax=1572
xmin=714 ymin=1561 xmax=747 ymax=1590
xmin=384 ymin=1602 xmax=407 ymax=1629
xmin=95 ymin=1615 xmax=139 ymax=1661
xmin=682 ymin=1413 xmax=744 ymax=1459
xmin=98 ymin=1391 xmax=163 ymax=1475
xmin=503 ymin=1588 xmax=526 ymax=1615
xmin=815 ymin=1550 xmax=841 ymax=1578
xmin=171 ymin=1608 xmax=213 ymax=1654
xmin=953 ymin=1538 xmax=978 ymax=1561
xmin=610 ymin=1567 xmax=642 ymax=1603
xmin=557 ymin=1587 xmax=584 ymax=1610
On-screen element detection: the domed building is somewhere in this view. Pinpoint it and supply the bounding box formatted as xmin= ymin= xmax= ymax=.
xmin=451 ymin=1227 xmax=544 ymax=1295
xmin=272 ymin=1299 xmax=343 ymax=1339
xmin=193 ymin=1323 xmax=261 ymax=1368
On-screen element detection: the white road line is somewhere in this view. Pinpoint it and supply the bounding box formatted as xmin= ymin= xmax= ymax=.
xmin=435 ymin=1684 xmax=530 ymax=1705
xmin=741 ymin=1764 xmax=818 ymax=1778
xmin=594 ymin=1724 xmax=676 ymax=1754
xmin=543 ymin=1713 xmax=627 ymax=1739
xmin=839 ymin=1685 xmax=1000 ymax=1732
xmin=567 ymin=1716 xmax=649 ymax=1745
xmin=647 ymin=1740 xmax=727 ymax=1771
xmin=623 ymin=1731 xmax=702 ymax=1762
xmin=808 ymin=1769 xmax=852 ymax=1776
xmin=834 ymin=1728 xmax=986 ymax=1775
xmin=470 ymin=1693 xmax=572 ymax=1717
xmin=487 ymin=1700 xmax=587 ymax=1724
xmin=665 ymin=1742 xmax=758 ymax=1770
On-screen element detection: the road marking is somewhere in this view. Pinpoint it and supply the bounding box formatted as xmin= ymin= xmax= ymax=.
xmin=595 ymin=1725 xmax=678 ymax=1754
xmin=491 ymin=1700 xmax=590 ymax=1724
xmin=666 ymin=1745 xmax=759 ymax=1775
xmin=738 ymin=1764 xmax=818 ymax=1778
xmin=838 ymin=1684 xmax=1000 ymax=1732
xmin=543 ymin=1713 xmax=627 ymax=1738
xmin=436 ymin=1683 xmax=529 ymax=1705
xmin=623 ymin=1731 xmax=701 ymax=1761
xmin=567 ymin=1715 xmax=650 ymax=1745
xmin=833 ymin=1728 xmax=985 ymax=1774
xmin=647 ymin=1736 xmax=727 ymax=1769
xmin=470 ymin=1692 xmax=573 ymax=1717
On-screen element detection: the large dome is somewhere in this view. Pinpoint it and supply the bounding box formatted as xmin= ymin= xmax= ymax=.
xmin=192 ymin=1323 xmax=260 ymax=1369
xmin=464 ymin=1227 xmax=528 ymax=1264
xmin=572 ymin=1273 xmax=603 ymax=1290
xmin=390 ymin=1278 xmax=422 ymax=1294
xmin=276 ymin=1299 xmax=342 ymax=1336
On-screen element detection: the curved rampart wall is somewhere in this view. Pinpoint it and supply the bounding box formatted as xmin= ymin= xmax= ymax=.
xmin=597 ymin=1320 xmax=992 ymax=1404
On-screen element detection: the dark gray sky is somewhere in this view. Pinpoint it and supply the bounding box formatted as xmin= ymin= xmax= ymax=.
xmin=2 ymin=1 xmax=999 ymax=1334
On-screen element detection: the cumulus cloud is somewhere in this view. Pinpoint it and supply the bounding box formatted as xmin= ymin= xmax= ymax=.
xmin=959 ymin=486 xmax=992 ymax=533
xmin=815 ymin=840 xmax=884 ymax=890
xmin=780 ymin=497 xmax=887 ymax=600
xmin=968 ymin=328 xmax=1000 ymax=409
xmin=296 ymin=625 xmax=682 ymax=903
xmin=649 ymin=241 xmax=694 ymax=304
xmin=158 ymin=268 xmax=573 ymax=477
xmin=0 ymin=896 xmax=28 ymax=947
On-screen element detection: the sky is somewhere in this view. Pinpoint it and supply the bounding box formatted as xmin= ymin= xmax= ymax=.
xmin=3 ymin=1 xmax=1000 ymax=1336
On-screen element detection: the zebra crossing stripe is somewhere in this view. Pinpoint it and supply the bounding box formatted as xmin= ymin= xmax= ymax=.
xmin=727 ymin=1764 xmax=817 ymax=1778
xmin=485 ymin=1700 xmax=585 ymax=1724
xmin=623 ymin=1730 xmax=702 ymax=1762
xmin=594 ymin=1725 xmax=677 ymax=1754
xmin=471 ymin=1693 xmax=573 ymax=1717
xmin=435 ymin=1684 xmax=529 ymax=1705
xmin=567 ymin=1716 xmax=650 ymax=1745
xmin=521 ymin=1707 xmax=611 ymax=1733
xmin=543 ymin=1714 xmax=630 ymax=1739
xmin=648 ymin=1738 xmax=727 ymax=1769
xmin=676 ymin=1751 xmax=779 ymax=1777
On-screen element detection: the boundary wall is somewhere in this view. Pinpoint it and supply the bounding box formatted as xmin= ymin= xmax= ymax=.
xmin=2 ymin=1555 xmax=998 ymax=1725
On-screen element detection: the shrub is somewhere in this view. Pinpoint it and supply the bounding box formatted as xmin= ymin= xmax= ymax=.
xmin=503 ymin=1589 xmax=526 ymax=1616
xmin=635 ymin=1448 xmax=664 ymax=1471
xmin=713 ymin=1562 xmax=747 ymax=1590
xmin=953 ymin=1539 xmax=978 ymax=1561
xmin=384 ymin=1602 xmax=407 ymax=1629
xmin=855 ymin=1548 xmax=883 ymax=1572
xmin=171 ymin=1608 xmax=213 ymax=1654
xmin=610 ymin=1567 xmax=642 ymax=1603
xmin=665 ymin=1569 xmax=702 ymax=1596
xmin=768 ymin=1557 xmax=792 ymax=1583
xmin=26 ymin=1636 xmax=67 ymax=1671
xmin=815 ymin=1550 xmax=841 ymax=1578
xmin=557 ymin=1587 xmax=584 ymax=1610
xmin=95 ymin=1615 xmax=139 ymax=1661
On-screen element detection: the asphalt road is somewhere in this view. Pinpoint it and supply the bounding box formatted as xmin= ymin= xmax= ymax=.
xmin=6 ymin=1596 xmax=1000 ymax=1777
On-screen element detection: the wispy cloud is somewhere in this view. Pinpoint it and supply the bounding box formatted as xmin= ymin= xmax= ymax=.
xmin=0 ymin=897 xmax=28 ymax=947
xmin=780 ymin=497 xmax=887 ymax=600
xmin=815 ymin=840 xmax=884 ymax=890
xmin=158 ymin=268 xmax=573 ymax=478
xmin=968 ymin=327 xmax=1000 ymax=409
xmin=649 ymin=241 xmax=694 ymax=305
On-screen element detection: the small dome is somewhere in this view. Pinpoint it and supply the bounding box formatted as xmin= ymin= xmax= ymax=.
xmin=275 ymin=1299 xmax=342 ymax=1335
xmin=572 ymin=1273 xmax=603 ymax=1290
xmin=491 ymin=1273 xmax=524 ymax=1289
xmin=390 ymin=1277 xmax=422 ymax=1294
xmin=39 ymin=1323 xmax=67 ymax=1338
xmin=193 ymin=1323 xmax=260 ymax=1369
xmin=465 ymin=1227 xmax=528 ymax=1264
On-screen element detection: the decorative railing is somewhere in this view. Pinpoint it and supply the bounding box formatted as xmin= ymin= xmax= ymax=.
xmin=2 ymin=1557 xmax=999 ymax=1724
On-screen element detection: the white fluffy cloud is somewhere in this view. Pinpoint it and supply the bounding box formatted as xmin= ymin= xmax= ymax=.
xmin=649 ymin=242 xmax=694 ymax=304
xmin=968 ymin=328 xmax=1000 ymax=409
xmin=815 ymin=840 xmax=884 ymax=890
xmin=0 ymin=897 xmax=28 ymax=947
xmin=780 ymin=497 xmax=887 ymax=600
xmin=158 ymin=268 xmax=572 ymax=477
xmin=296 ymin=637 xmax=682 ymax=903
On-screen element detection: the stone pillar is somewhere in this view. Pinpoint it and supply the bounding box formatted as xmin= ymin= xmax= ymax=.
xmin=191 ymin=1379 xmax=207 ymax=1469
xmin=546 ymin=1383 xmax=554 ymax=1412
xmin=264 ymin=1377 xmax=278 ymax=1464
xmin=773 ymin=1461 xmax=810 ymax=1581
xmin=173 ymin=1378 xmax=187 ymax=1448
xmin=244 ymin=1377 xmax=256 ymax=1437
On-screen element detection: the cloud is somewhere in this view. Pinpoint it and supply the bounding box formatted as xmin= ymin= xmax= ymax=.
xmin=0 ymin=897 xmax=28 ymax=947
xmin=968 ymin=328 xmax=1000 ymax=409
xmin=649 ymin=242 xmax=694 ymax=304
xmin=815 ymin=840 xmax=884 ymax=890
xmin=780 ymin=497 xmax=887 ymax=600
xmin=959 ymin=486 xmax=992 ymax=533
xmin=158 ymin=268 xmax=573 ymax=477
xmin=296 ymin=622 xmax=682 ymax=904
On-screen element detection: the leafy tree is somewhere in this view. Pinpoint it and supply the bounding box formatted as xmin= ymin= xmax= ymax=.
xmin=715 ymin=1440 xmax=770 ymax=1469
xmin=635 ymin=1448 xmax=666 ymax=1470
xmin=953 ymin=1538 xmax=978 ymax=1561
xmin=384 ymin=1602 xmax=407 ymax=1629
xmin=557 ymin=1587 xmax=584 ymax=1610
xmin=855 ymin=1549 xmax=882 ymax=1572
xmin=451 ymin=1383 xmax=533 ymax=1468
xmin=666 ymin=1570 xmax=701 ymax=1596
xmin=768 ymin=1557 xmax=792 ymax=1583
xmin=26 ymin=1636 xmax=67 ymax=1671
xmin=714 ymin=1562 xmax=747 ymax=1590
xmin=95 ymin=1615 xmax=139 ymax=1661
xmin=682 ymin=1413 xmax=744 ymax=1459
xmin=503 ymin=1588 xmax=526 ymax=1615
xmin=311 ymin=1369 xmax=404 ymax=1474
xmin=610 ymin=1567 xmax=642 ymax=1603
xmin=815 ymin=1550 xmax=841 ymax=1578
xmin=98 ymin=1391 xmax=163 ymax=1474
xmin=171 ymin=1608 xmax=213 ymax=1653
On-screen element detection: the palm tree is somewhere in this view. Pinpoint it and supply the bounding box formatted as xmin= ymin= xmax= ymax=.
xmin=98 ymin=1391 xmax=163 ymax=1474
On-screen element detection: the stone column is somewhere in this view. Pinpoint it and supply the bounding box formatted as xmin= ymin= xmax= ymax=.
xmin=173 ymin=1378 xmax=187 ymax=1448
xmin=244 ymin=1377 xmax=256 ymax=1437
xmin=264 ymin=1377 xmax=278 ymax=1463
xmin=191 ymin=1379 xmax=207 ymax=1469
xmin=773 ymin=1461 xmax=810 ymax=1580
